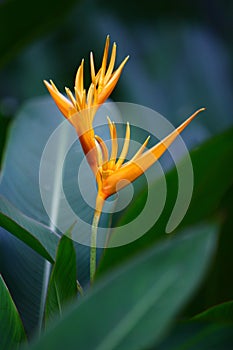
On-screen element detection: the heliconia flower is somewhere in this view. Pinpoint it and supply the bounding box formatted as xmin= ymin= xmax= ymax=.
xmin=44 ymin=36 xmax=129 ymax=172
xmin=94 ymin=108 xmax=205 ymax=213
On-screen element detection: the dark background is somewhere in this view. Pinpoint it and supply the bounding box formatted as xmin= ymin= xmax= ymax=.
xmin=0 ymin=0 xmax=232 ymax=159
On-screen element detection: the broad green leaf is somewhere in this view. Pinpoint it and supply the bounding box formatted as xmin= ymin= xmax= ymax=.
xmin=0 ymin=0 xmax=79 ymax=68
xmin=0 ymin=114 xmax=11 ymax=168
xmin=192 ymin=301 xmax=233 ymax=324
xmin=181 ymin=127 xmax=233 ymax=226
xmin=0 ymin=97 xmax=73 ymax=335
xmin=0 ymin=96 xmax=114 ymax=334
xmin=45 ymin=230 xmax=77 ymax=325
xmin=97 ymin=127 xmax=233 ymax=277
xmin=0 ymin=96 xmax=115 ymax=249
xmin=155 ymin=321 xmax=233 ymax=350
xmin=0 ymin=96 xmax=64 ymax=221
xmin=206 ymin=190 xmax=233 ymax=305
xmin=0 ymin=195 xmax=58 ymax=262
xmin=176 ymin=185 xmax=233 ymax=318
xmin=28 ymin=224 xmax=217 ymax=350
xmin=0 ymin=275 xmax=27 ymax=350
xmin=0 ymin=229 xmax=51 ymax=336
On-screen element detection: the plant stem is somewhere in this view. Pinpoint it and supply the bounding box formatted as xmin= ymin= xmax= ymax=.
xmin=90 ymin=194 xmax=104 ymax=284
xmin=38 ymin=260 xmax=51 ymax=334
xmin=77 ymin=280 xmax=84 ymax=296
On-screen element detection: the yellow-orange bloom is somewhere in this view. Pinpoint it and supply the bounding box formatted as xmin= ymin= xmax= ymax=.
xmin=44 ymin=36 xmax=129 ymax=172
xmin=94 ymin=108 xmax=205 ymax=212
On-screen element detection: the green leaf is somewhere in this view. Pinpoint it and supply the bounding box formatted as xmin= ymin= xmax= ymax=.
xmin=0 ymin=96 xmax=64 ymax=221
xmin=28 ymin=224 xmax=217 ymax=350
xmin=155 ymin=321 xmax=233 ymax=350
xmin=192 ymin=301 xmax=233 ymax=324
xmin=0 ymin=96 xmax=113 ymax=334
xmin=0 ymin=97 xmax=72 ymax=335
xmin=181 ymin=127 xmax=233 ymax=226
xmin=0 ymin=195 xmax=58 ymax=262
xmin=0 ymin=95 xmax=113 ymax=250
xmin=0 ymin=96 xmax=116 ymax=276
xmin=45 ymin=227 xmax=77 ymax=325
xmin=0 ymin=114 xmax=11 ymax=168
xmin=0 ymin=229 xmax=51 ymax=336
xmin=97 ymin=127 xmax=233 ymax=278
xmin=0 ymin=275 xmax=27 ymax=350
xmin=0 ymin=0 xmax=79 ymax=68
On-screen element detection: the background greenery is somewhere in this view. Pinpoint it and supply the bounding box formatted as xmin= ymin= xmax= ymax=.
xmin=0 ymin=0 xmax=232 ymax=349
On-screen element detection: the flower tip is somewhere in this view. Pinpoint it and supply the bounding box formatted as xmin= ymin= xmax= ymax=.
xmin=122 ymin=55 xmax=130 ymax=65
xmin=193 ymin=107 xmax=206 ymax=118
xmin=196 ymin=107 xmax=206 ymax=113
xmin=43 ymin=79 xmax=50 ymax=87
xmin=120 ymin=55 xmax=130 ymax=69
xmin=44 ymin=79 xmax=56 ymax=92
xmin=112 ymin=42 xmax=117 ymax=51
xmin=106 ymin=116 xmax=112 ymax=125
xmin=104 ymin=35 xmax=110 ymax=50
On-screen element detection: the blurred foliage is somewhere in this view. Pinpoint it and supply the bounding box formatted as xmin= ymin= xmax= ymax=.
xmin=44 ymin=230 xmax=77 ymax=326
xmin=0 ymin=275 xmax=27 ymax=350
xmin=0 ymin=113 xmax=11 ymax=167
xmin=193 ymin=300 xmax=233 ymax=324
xmin=27 ymin=225 xmax=218 ymax=350
xmin=0 ymin=0 xmax=232 ymax=137
xmin=0 ymin=0 xmax=79 ymax=68
xmin=155 ymin=321 xmax=233 ymax=350
xmin=97 ymin=127 xmax=233 ymax=275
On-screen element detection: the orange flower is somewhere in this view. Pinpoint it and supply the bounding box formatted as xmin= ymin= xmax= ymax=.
xmin=44 ymin=36 xmax=129 ymax=172
xmin=94 ymin=108 xmax=205 ymax=213
xmin=90 ymin=108 xmax=205 ymax=281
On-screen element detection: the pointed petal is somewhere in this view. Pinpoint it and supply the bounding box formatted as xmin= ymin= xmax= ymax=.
xmin=50 ymin=80 xmax=59 ymax=92
xmin=107 ymin=117 xmax=118 ymax=168
xmin=130 ymin=136 xmax=150 ymax=162
xmin=65 ymin=87 xmax=77 ymax=108
xmin=75 ymin=59 xmax=84 ymax=97
xmin=95 ymin=138 xmax=103 ymax=167
xmin=103 ymin=108 xmax=205 ymax=196
xmin=95 ymin=68 xmax=102 ymax=85
xmin=115 ymin=122 xmax=130 ymax=169
xmin=81 ymin=89 xmax=86 ymax=109
xmin=90 ymin=52 xmax=96 ymax=84
xmin=97 ymin=55 xmax=129 ymax=104
xmin=99 ymin=35 xmax=110 ymax=89
xmin=87 ymin=83 xmax=95 ymax=109
xmin=104 ymin=42 xmax=117 ymax=84
xmin=95 ymin=135 xmax=109 ymax=164
xmin=44 ymin=80 xmax=76 ymax=118
xmin=141 ymin=108 xmax=206 ymax=165
xmin=74 ymin=86 xmax=82 ymax=110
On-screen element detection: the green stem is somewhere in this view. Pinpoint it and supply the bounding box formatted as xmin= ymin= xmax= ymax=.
xmin=76 ymin=280 xmax=84 ymax=296
xmin=90 ymin=211 xmax=100 ymax=283
xmin=90 ymin=194 xmax=105 ymax=284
